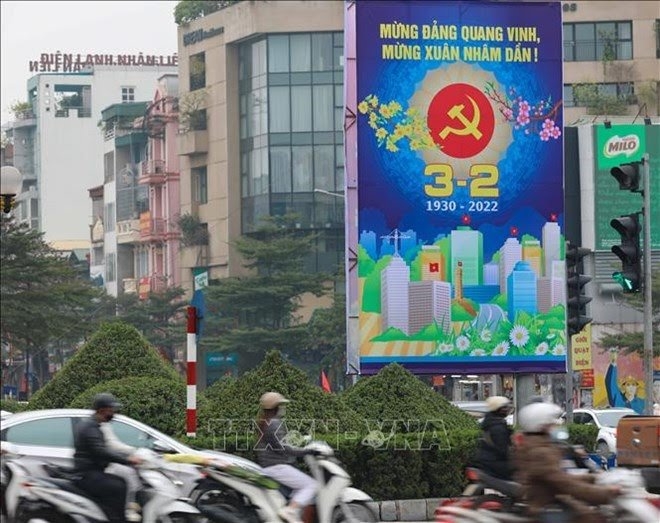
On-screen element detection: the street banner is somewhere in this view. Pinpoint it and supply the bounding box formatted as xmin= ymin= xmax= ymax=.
xmin=593 ymin=124 xmax=660 ymax=250
xmin=352 ymin=0 xmax=565 ymax=374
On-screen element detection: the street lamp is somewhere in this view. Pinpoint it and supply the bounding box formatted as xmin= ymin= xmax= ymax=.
xmin=1 ymin=165 xmax=22 ymax=214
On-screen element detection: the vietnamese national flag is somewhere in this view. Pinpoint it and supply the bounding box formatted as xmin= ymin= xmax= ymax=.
xmin=320 ymin=369 xmax=332 ymax=393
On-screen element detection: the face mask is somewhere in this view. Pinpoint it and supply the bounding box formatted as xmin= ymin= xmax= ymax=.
xmin=549 ymin=427 xmax=569 ymax=442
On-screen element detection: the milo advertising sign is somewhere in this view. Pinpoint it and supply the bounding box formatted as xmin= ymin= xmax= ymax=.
xmin=594 ymin=124 xmax=660 ymax=250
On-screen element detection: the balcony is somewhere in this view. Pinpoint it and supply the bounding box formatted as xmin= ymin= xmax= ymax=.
xmin=12 ymin=111 xmax=37 ymax=129
xmin=139 ymin=160 xmax=167 ymax=185
xmin=123 ymin=278 xmax=137 ymax=294
xmin=139 ymin=214 xmax=165 ymax=242
xmin=137 ymin=275 xmax=168 ymax=299
xmin=116 ymin=219 xmax=140 ymax=244
xmin=178 ymin=130 xmax=208 ymax=156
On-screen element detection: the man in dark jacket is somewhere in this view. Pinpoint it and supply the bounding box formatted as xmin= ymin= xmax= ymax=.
xmin=73 ymin=393 xmax=141 ymax=523
xmin=473 ymin=396 xmax=513 ymax=480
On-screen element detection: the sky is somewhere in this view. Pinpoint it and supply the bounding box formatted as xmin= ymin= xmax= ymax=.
xmin=1 ymin=0 xmax=179 ymax=125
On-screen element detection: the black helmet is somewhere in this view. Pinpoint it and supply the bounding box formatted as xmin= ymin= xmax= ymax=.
xmin=92 ymin=393 xmax=121 ymax=411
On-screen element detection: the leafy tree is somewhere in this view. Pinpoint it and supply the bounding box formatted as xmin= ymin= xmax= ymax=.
xmin=598 ymin=270 xmax=660 ymax=356
xmin=115 ymin=287 xmax=188 ymax=362
xmin=28 ymin=322 xmax=178 ymax=409
xmin=0 ymin=220 xmax=113 ymax=390
xmin=202 ymin=215 xmax=329 ymax=372
xmin=174 ymin=0 xmax=239 ymax=25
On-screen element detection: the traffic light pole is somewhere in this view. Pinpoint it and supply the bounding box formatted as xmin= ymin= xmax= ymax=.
xmin=642 ymin=153 xmax=653 ymax=416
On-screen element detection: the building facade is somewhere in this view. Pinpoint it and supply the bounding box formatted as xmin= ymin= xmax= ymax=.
xmin=176 ymin=0 xmax=344 ymax=291
xmin=7 ymin=63 xmax=176 ymax=243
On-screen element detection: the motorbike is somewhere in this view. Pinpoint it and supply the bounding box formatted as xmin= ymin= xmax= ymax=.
xmin=190 ymin=440 xmax=377 ymax=523
xmin=435 ymin=467 xmax=660 ymax=523
xmin=5 ymin=447 xmax=204 ymax=523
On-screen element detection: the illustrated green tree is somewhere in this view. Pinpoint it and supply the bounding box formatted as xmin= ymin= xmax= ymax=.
xmin=115 ymin=287 xmax=188 ymax=362
xmin=174 ymin=0 xmax=239 ymax=25
xmin=0 ymin=220 xmax=113 ymax=391
xmin=598 ymin=269 xmax=660 ymax=357
xmin=202 ymin=215 xmax=330 ymax=372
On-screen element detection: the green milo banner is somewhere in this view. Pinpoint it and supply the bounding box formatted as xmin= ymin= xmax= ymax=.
xmin=594 ymin=124 xmax=660 ymax=251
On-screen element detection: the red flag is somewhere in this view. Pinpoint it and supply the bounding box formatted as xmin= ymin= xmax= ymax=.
xmin=320 ymin=370 xmax=332 ymax=393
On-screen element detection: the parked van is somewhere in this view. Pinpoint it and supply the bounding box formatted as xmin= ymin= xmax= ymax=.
xmin=616 ymin=415 xmax=660 ymax=494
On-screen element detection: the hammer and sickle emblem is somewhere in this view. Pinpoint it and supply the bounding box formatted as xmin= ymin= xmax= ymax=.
xmin=439 ymin=95 xmax=483 ymax=140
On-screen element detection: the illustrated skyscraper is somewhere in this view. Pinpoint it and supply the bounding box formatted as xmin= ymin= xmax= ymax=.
xmin=451 ymin=226 xmax=483 ymax=286
xmin=420 ymin=245 xmax=446 ymax=281
xmin=483 ymin=262 xmax=499 ymax=286
xmin=522 ymin=239 xmax=543 ymax=277
xmin=381 ymin=254 xmax=410 ymax=334
xmin=507 ymin=260 xmax=538 ymax=319
xmin=542 ymin=221 xmax=561 ymax=277
xmin=499 ymin=237 xmax=522 ymax=295
xmin=408 ymin=280 xmax=452 ymax=335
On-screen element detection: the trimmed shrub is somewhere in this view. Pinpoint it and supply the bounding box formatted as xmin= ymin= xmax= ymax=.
xmin=29 ymin=322 xmax=178 ymax=409
xmin=341 ymin=364 xmax=479 ymax=432
xmin=567 ymin=423 xmax=599 ymax=451
xmin=70 ymin=377 xmax=186 ymax=436
xmin=198 ymin=351 xmax=363 ymax=436
xmin=0 ymin=399 xmax=29 ymax=414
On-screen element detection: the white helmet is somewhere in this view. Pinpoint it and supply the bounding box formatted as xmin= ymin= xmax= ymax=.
xmin=518 ymin=402 xmax=562 ymax=433
xmin=485 ymin=396 xmax=511 ymax=412
xmin=259 ymin=391 xmax=290 ymax=410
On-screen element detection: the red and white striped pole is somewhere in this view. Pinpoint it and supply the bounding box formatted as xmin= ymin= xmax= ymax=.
xmin=186 ymin=305 xmax=197 ymax=437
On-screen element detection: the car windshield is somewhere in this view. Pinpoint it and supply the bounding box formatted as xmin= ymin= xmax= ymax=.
xmin=596 ymin=410 xmax=636 ymax=428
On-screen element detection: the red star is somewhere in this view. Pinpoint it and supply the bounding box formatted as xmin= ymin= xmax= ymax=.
xmin=549 ymin=213 xmax=558 ymax=222
xmin=510 ymin=226 xmax=519 ymax=237
xmin=461 ymin=214 xmax=471 ymax=225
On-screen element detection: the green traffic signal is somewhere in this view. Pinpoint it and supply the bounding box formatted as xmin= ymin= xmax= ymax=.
xmin=612 ymin=271 xmax=639 ymax=292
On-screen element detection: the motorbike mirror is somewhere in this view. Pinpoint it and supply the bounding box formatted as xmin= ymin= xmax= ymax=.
xmin=152 ymin=440 xmax=173 ymax=454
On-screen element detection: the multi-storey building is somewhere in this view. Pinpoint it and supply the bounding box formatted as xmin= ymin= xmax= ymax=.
xmin=176 ymin=0 xmax=344 ymax=291
xmin=381 ymin=254 xmax=410 ymax=334
xmin=409 ymin=280 xmax=452 ymax=335
xmin=7 ymin=62 xmax=176 ymax=243
xmin=450 ymin=227 xmax=483 ymax=286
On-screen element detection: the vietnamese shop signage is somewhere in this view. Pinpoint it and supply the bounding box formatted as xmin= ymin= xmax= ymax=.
xmin=29 ymin=52 xmax=178 ymax=73
xmin=353 ymin=1 xmax=565 ymax=374
xmin=183 ymin=26 xmax=224 ymax=46
xmin=593 ymin=123 xmax=660 ymax=250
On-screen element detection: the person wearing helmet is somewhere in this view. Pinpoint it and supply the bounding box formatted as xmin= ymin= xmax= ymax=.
xmin=73 ymin=393 xmax=142 ymax=523
xmin=514 ymin=402 xmax=620 ymax=523
xmin=255 ymin=392 xmax=317 ymax=523
xmin=472 ymin=396 xmax=514 ymax=480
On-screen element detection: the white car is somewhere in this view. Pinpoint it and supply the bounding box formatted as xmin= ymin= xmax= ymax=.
xmin=566 ymin=407 xmax=638 ymax=454
xmin=452 ymin=401 xmax=515 ymax=426
xmin=0 ymin=408 xmax=262 ymax=503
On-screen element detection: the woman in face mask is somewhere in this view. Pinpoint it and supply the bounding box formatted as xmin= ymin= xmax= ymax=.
xmin=514 ymin=402 xmax=620 ymax=523
xmin=255 ymin=392 xmax=318 ymax=523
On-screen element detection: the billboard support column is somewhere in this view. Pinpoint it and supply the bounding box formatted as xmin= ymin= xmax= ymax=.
xmin=186 ymin=306 xmax=197 ymax=437
xmin=642 ymin=153 xmax=653 ymax=416
xmin=514 ymin=374 xmax=535 ymax=423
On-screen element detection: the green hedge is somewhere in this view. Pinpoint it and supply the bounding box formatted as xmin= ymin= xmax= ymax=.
xmin=567 ymin=424 xmax=599 ymax=451
xmin=29 ymin=322 xmax=178 ymax=410
xmin=0 ymin=399 xmax=30 ymax=414
xmin=70 ymin=377 xmax=188 ymax=436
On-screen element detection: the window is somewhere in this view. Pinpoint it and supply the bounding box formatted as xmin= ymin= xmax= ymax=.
xmin=268 ymin=35 xmax=290 ymax=73
xmin=292 ymin=146 xmax=313 ymax=191
xmin=192 ymin=166 xmax=208 ymax=204
xmin=563 ymin=21 xmax=632 ymax=62
xmin=104 ymin=202 xmax=115 ymax=232
xmin=269 ymin=86 xmax=290 ymax=133
xmin=291 ymin=86 xmax=312 ymax=132
xmin=312 ymin=33 xmax=333 ymax=71
xmin=656 ymin=20 xmax=660 ymax=58
xmin=110 ymin=421 xmax=161 ymax=449
xmin=4 ymin=417 xmax=73 ymax=447
xmin=189 ymin=52 xmax=206 ymax=91
xmin=121 ymin=87 xmax=135 ymax=103
xmin=271 ymin=146 xmax=292 ymax=193
xmin=566 ymin=82 xmax=635 ymax=107
xmin=291 ymin=34 xmax=311 ymax=72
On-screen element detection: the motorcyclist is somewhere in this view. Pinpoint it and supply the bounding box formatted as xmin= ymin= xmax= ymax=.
xmin=73 ymin=393 xmax=142 ymax=523
xmin=255 ymin=392 xmax=317 ymax=523
xmin=514 ymin=402 xmax=620 ymax=523
xmin=473 ymin=396 xmax=514 ymax=480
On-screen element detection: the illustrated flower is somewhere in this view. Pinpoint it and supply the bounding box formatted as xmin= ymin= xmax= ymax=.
xmin=535 ymin=342 xmax=549 ymax=355
xmin=516 ymin=113 xmax=530 ymax=126
xmin=369 ymin=95 xmax=379 ymax=108
xmin=502 ymin=107 xmax=513 ymax=120
xmin=358 ymin=101 xmax=369 ymax=114
xmin=519 ymin=100 xmax=531 ymax=113
xmin=543 ymin=118 xmax=555 ymax=131
xmin=480 ymin=329 xmax=492 ymax=342
xmin=552 ymin=344 xmax=566 ymax=356
xmin=385 ymin=140 xmax=398 ymax=152
xmin=379 ymin=104 xmax=392 ymax=118
xmin=456 ymin=335 xmax=471 ymax=352
xmin=470 ymin=349 xmax=487 ymax=357
xmin=492 ymin=341 xmax=509 ymax=356
xmin=437 ymin=343 xmax=453 ymax=354
xmin=376 ymin=128 xmax=388 ymax=140
xmin=551 ymin=126 xmax=561 ymax=139
xmin=509 ymin=325 xmax=530 ymax=348
xmin=540 ymin=129 xmax=551 ymax=141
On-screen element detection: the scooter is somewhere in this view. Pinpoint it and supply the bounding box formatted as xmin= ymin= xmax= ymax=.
xmin=8 ymin=448 xmax=204 ymax=522
xmin=435 ymin=468 xmax=660 ymax=523
xmin=190 ymin=440 xmax=377 ymax=523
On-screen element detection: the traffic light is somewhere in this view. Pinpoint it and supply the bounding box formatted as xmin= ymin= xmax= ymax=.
xmin=610 ymin=213 xmax=642 ymax=293
xmin=610 ymin=161 xmax=641 ymax=192
xmin=566 ymin=242 xmax=592 ymax=337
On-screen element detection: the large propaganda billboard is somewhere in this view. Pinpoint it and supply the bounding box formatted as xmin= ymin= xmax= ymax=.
xmin=353 ymin=1 xmax=565 ymax=374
